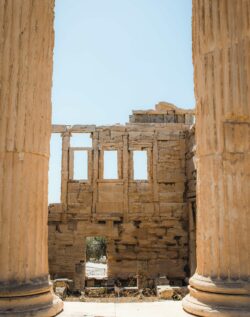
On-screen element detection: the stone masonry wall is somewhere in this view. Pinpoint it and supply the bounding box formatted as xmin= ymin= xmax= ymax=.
xmin=48 ymin=103 xmax=195 ymax=290
xmin=185 ymin=126 xmax=196 ymax=276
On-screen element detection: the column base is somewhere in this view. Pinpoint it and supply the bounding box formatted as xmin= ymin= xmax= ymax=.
xmin=183 ymin=286 xmax=250 ymax=317
xmin=0 ymin=292 xmax=63 ymax=317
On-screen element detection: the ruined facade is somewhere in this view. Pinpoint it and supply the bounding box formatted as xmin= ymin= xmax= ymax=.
xmin=48 ymin=103 xmax=196 ymax=290
xmin=185 ymin=126 xmax=196 ymax=277
xmin=1 ymin=1 xmax=249 ymax=316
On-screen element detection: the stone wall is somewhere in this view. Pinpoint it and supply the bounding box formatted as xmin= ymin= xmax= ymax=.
xmin=48 ymin=103 xmax=196 ymax=290
xmin=185 ymin=126 xmax=196 ymax=276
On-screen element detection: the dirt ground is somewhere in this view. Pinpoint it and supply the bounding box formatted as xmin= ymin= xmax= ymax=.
xmin=65 ymin=296 xmax=167 ymax=303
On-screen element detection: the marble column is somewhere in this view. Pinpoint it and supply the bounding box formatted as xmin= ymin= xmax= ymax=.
xmin=61 ymin=132 xmax=71 ymax=207
xmin=183 ymin=1 xmax=250 ymax=316
xmin=0 ymin=1 xmax=63 ymax=315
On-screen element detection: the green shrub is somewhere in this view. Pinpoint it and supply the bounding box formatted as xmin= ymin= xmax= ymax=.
xmin=86 ymin=237 xmax=107 ymax=262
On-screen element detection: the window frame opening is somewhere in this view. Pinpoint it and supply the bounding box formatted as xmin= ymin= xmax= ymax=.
xmin=69 ymin=147 xmax=92 ymax=182
xmin=132 ymin=150 xmax=149 ymax=181
xmin=102 ymin=149 xmax=119 ymax=180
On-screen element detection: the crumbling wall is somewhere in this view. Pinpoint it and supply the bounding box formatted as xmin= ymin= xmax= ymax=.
xmin=48 ymin=103 xmax=195 ymax=290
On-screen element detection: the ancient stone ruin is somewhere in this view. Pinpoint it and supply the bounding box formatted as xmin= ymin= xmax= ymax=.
xmin=48 ymin=102 xmax=196 ymax=290
xmin=0 ymin=1 xmax=63 ymax=316
xmin=183 ymin=1 xmax=250 ymax=316
xmin=0 ymin=0 xmax=249 ymax=316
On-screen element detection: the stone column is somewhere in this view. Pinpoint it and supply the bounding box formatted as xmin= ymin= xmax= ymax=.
xmin=183 ymin=1 xmax=250 ymax=316
xmin=61 ymin=132 xmax=71 ymax=207
xmin=0 ymin=1 xmax=63 ymax=316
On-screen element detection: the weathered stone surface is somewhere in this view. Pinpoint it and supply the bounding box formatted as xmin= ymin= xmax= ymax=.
xmin=157 ymin=286 xmax=174 ymax=300
xmin=0 ymin=0 xmax=63 ymax=315
xmin=48 ymin=104 xmax=194 ymax=290
xmin=185 ymin=126 xmax=196 ymax=276
xmin=183 ymin=1 xmax=250 ymax=316
xmin=129 ymin=103 xmax=194 ymax=124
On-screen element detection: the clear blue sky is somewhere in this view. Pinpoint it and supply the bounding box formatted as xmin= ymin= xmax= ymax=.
xmin=49 ymin=0 xmax=194 ymax=203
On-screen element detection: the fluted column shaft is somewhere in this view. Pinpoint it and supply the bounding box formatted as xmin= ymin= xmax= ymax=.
xmin=0 ymin=1 xmax=62 ymax=315
xmin=183 ymin=1 xmax=250 ymax=316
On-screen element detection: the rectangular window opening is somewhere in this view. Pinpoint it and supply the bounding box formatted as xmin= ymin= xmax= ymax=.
xmin=48 ymin=134 xmax=62 ymax=203
xmin=85 ymin=236 xmax=107 ymax=279
xmin=103 ymin=150 xmax=118 ymax=179
xmin=133 ymin=150 xmax=148 ymax=180
xmin=73 ymin=150 xmax=88 ymax=180
xmin=71 ymin=133 xmax=92 ymax=147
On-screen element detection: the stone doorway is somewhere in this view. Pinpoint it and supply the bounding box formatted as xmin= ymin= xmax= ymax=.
xmin=85 ymin=236 xmax=108 ymax=280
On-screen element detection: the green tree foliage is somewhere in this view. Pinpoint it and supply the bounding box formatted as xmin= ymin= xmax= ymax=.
xmin=86 ymin=237 xmax=107 ymax=262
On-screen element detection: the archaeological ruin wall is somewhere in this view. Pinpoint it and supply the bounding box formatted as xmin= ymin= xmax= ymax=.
xmin=185 ymin=126 xmax=196 ymax=276
xmin=48 ymin=103 xmax=196 ymax=290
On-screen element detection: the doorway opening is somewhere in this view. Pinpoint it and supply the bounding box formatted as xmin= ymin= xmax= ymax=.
xmin=85 ymin=236 xmax=108 ymax=280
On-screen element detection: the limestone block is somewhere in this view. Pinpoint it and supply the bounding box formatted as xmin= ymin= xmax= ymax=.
xmin=159 ymin=182 xmax=185 ymax=193
xmin=68 ymin=182 xmax=81 ymax=192
xmin=159 ymin=192 xmax=184 ymax=203
xmin=98 ymin=183 xmax=124 ymax=202
xmin=157 ymin=285 xmax=174 ymax=299
xmin=78 ymin=206 xmax=92 ymax=214
xmin=49 ymin=203 xmax=64 ymax=213
xmin=157 ymin=168 xmax=186 ymax=183
xmin=96 ymin=202 xmax=123 ymax=213
xmin=110 ymin=131 xmax=124 ymax=141
xmin=129 ymin=131 xmax=154 ymax=141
